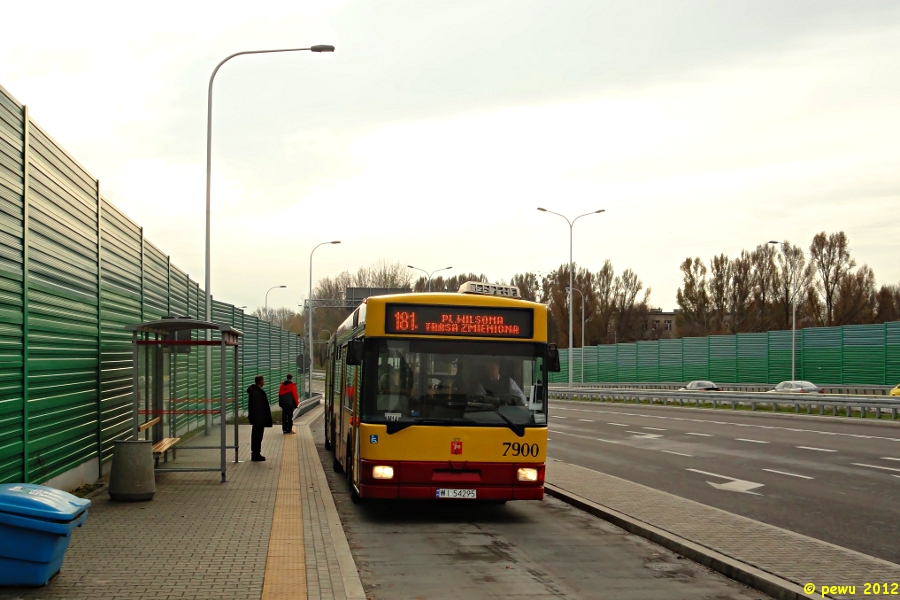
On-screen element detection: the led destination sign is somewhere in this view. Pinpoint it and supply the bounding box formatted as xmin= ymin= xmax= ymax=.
xmin=384 ymin=304 xmax=533 ymax=338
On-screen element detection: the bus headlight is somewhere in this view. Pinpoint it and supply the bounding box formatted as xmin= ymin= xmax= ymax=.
xmin=372 ymin=465 xmax=394 ymax=480
xmin=517 ymin=468 xmax=538 ymax=482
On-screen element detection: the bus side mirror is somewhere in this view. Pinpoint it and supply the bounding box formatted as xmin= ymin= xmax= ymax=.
xmin=346 ymin=339 xmax=364 ymax=365
xmin=547 ymin=344 xmax=561 ymax=372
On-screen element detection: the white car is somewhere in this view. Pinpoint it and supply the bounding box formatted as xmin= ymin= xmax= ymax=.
xmin=678 ymin=380 xmax=721 ymax=391
xmin=770 ymin=380 xmax=823 ymax=394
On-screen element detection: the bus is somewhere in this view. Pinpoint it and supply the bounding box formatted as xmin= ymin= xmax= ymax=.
xmin=324 ymin=282 xmax=560 ymax=502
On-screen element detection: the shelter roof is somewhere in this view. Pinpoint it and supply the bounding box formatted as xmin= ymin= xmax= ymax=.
xmin=126 ymin=317 xmax=243 ymax=337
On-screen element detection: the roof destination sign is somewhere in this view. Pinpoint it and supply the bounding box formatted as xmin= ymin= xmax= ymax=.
xmin=385 ymin=304 xmax=534 ymax=338
xmin=458 ymin=281 xmax=521 ymax=297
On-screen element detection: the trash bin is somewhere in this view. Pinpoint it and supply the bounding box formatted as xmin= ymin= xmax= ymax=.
xmin=0 ymin=484 xmax=91 ymax=587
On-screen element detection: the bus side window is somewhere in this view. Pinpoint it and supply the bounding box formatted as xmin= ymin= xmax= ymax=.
xmin=342 ymin=348 xmax=356 ymax=410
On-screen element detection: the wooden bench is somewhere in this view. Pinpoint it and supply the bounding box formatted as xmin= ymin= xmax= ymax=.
xmin=138 ymin=417 xmax=161 ymax=433
xmin=152 ymin=437 xmax=180 ymax=466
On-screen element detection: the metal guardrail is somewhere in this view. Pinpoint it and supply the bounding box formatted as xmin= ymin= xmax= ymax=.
xmin=551 ymin=381 xmax=896 ymax=395
xmin=294 ymin=394 xmax=322 ymax=419
xmin=549 ymin=387 xmax=900 ymax=420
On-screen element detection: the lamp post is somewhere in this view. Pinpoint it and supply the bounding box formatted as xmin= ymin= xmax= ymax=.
xmin=203 ymin=43 xmax=334 ymax=433
xmin=309 ymin=241 xmax=341 ymax=397
xmin=566 ymin=286 xmax=586 ymax=383
xmin=538 ymin=207 xmax=605 ymax=385
xmin=264 ymin=285 xmax=287 ymax=320
xmin=769 ymin=240 xmax=797 ymax=380
xmin=407 ymin=265 xmax=453 ymax=292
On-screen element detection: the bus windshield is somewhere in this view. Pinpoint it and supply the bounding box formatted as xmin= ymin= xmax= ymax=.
xmin=363 ymin=339 xmax=548 ymax=430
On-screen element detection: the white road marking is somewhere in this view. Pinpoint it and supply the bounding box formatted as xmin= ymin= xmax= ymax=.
xmin=881 ymin=457 xmax=900 ymax=461
xmin=853 ymin=463 xmax=900 ymax=474
xmin=736 ymin=438 xmax=769 ymax=444
xmin=643 ymin=427 xmax=666 ymax=431
xmin=662 ymin=450 xmax=693 ymax=457
xmin=797 ymin=446 xmax=837 ymax=453
xmin=607 ymin=423 xmax=628 ymax=426
xmin=578 ymin=419 xmax=595 ymax=422
xmin=762 ymin=468 xmax=814 ymax=480
xmin=686 ymin=468 xmax=764 ymax=495
xmin=552 ymin=416 xmax=567 ymax=419
xmin=626 ymin=431 xmax=663 ymax=438
xmin=552 ymin=400 xmax=900 ymax=442
xmin=687 ymin=468 xmax=738 ymax=480
xmin=549 ymin=429 xmax=621 ymax=445
xmin=686 ymin=432 xmax=712 ymax=437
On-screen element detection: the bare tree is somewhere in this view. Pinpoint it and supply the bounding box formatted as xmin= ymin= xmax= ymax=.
xmin=832 ymin=264 xmax=877 ymax=325
xmin=612 ymin=268 xmax=650 ymax=341
xmin=774 ymin=242 xmax=811 ymax=329
xmin=750 ymin=243 xmax=778 ymax=331
xmin=809 ymin=231 xmax=855 ymax=326
xmin=509 ymin=272 xmax=542 ymax=302
xmin=708 ymin=254 xmax=731 ymax=334
xmin=675 ymin=257 xmax=710 ymax=337
xmin=874 ymin=283 xmax=900 ymax=323
xmin=591 ymin=260 xmax=616 ymax=345
xmin=354 ymin=260 xmax=414 ymax=288
xmin=729 ymin=250 xmax=753 ymax=333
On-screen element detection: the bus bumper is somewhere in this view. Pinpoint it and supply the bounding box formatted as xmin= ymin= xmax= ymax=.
xmin=358 ymin=460 xmax=545 ymax=500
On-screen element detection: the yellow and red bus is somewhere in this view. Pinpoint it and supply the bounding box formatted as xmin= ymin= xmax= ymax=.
xmin=324 ymin=282 xmax=559 ymax=502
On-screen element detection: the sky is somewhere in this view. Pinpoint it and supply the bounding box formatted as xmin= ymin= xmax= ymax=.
xmin=2 ymin=0 xmax=899 ymax=313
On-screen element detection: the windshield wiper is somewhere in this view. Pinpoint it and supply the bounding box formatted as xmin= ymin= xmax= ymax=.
xmin=384 ymin=418 xmax=475 ymax=434
xmin=465 ymin=406 xmax=526 ymax=437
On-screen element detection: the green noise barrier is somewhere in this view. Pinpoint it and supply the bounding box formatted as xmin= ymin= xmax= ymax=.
xmin=0 ymin=84 xmax=304 ymax=484
xmin=550 ymin=323 xmax=900 ymax=386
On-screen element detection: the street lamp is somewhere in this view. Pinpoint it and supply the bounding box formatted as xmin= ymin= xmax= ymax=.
xmin=566 ymin=286 xmax=586 ymax=383
xmin=407 ymin=265 xmax=453 ymax=292
xmin=264 ymin=285 xmax=287 ymax=320
xmin=309 ymin=241 xmax=341 ymax=396
xmin=203 ymin=43 xmax=334 ymax=433
xmin=769 ymin=240 xmax=798 ymax=381
xmin=538 ymin=207 xmax=605 ymax=385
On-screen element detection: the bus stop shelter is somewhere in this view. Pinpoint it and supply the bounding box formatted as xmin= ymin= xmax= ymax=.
xmin=127 ymin=317 xmax=242 ymax=482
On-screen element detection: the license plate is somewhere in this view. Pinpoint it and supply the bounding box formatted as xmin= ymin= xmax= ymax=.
xmin=436 ymin=488 xmax=477 ymax=499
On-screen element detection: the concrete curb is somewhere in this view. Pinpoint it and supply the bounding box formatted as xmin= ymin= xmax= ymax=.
xmin=554 ymin=397 xmax=900 ymax=428
xmin=544 ymin=483 xmax=820 ymax=600
xmin=297 ymin=407 xmax=367 ymax=599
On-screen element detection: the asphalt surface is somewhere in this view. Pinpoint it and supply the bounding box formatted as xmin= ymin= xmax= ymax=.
xmin=547 ymin=399 xmax=900 ymax=563
xmin=311 ymin=418 xmax=767 ymax=600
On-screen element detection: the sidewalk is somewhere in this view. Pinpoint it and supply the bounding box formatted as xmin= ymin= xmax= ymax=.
xmin=0 ymin=406 xmax=363 ymax=600
xmin=545 ymin=460 xmax=900 ymax=600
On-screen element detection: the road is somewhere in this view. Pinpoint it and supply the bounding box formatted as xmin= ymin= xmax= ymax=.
xmin=311 ymin=417 xmax=766 ymax=600
xmin=547 ymin=399 xmax=900 ymax=563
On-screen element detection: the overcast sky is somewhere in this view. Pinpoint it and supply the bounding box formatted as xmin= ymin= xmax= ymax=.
xmin=2 ymin=1 xmax=899 ymax=312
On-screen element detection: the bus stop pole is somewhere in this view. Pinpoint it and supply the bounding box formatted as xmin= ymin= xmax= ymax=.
xmin=220 ymin=337 xmax=227 ymax=482
xmin=233 ymin=344 xmax=240 ymax=463
xmin=132 ymin=331 xmax=139 ymax=440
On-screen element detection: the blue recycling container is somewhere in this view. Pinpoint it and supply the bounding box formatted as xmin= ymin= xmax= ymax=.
xmin=0 ymin=484 xmax=91 ymax=587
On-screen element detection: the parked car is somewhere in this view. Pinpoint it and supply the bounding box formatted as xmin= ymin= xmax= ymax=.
xmin=770 ymin=380 xmax=823 ymax=394
xmin=890 ymin=384 xmax=900 ymax=397
xmin=679 ymin=380 xmax=721 ymax=391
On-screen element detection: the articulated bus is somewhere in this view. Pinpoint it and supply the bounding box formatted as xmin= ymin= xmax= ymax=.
xmin=324 ymin=282 xmax=560 ymax=502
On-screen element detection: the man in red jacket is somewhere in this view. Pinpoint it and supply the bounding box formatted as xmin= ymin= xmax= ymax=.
xmin=278 ymin=374 xmax=300 ymax=434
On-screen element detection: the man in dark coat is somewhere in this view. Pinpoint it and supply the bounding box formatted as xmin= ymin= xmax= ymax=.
xmin=278 ymin=373 xmax=300 ymax=434
xmin=247 ymin=375 xmax=273 ymax=461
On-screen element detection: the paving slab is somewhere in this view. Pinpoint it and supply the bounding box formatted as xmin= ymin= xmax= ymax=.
xmin=545 ymin=459 xmax=900 ymax=600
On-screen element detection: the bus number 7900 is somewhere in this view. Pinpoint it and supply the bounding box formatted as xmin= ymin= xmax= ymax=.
xmin=502 ymin=442 xmax=540 ymax=457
